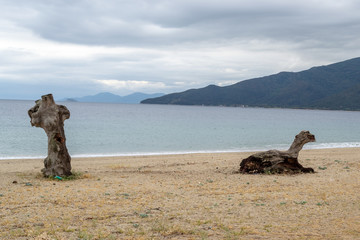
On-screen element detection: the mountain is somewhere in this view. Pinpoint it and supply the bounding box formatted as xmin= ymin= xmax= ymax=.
xmin=62 ymin=92 xmax=164 ymax=104
xmin=141 ymin=57 xmax=360 ymax=110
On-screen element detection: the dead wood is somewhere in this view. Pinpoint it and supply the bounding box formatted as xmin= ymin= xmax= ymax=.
xmin=239 ymin=131 xmax=315 ymax=174
xmin=28 ymin=94 xmax=71 ymax=177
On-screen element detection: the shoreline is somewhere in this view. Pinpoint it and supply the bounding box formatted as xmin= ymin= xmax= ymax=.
xmin=1 ymin=145 xmax=360 ymax=161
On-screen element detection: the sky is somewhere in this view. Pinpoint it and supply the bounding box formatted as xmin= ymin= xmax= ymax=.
xmin=1 ymin=0 xmax=360 ymax=100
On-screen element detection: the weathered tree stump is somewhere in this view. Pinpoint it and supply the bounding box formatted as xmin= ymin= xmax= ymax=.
xmin=28 ymin=94 xmax=72 ymax=177
xmin=239 ymin=131 xmax=315 ymax=174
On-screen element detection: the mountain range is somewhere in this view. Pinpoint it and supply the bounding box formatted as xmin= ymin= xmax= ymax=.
xmin=61 ymin=92 xmax=164 ymax=104
xmin=141 ymin=57 xmax=360 ymax=111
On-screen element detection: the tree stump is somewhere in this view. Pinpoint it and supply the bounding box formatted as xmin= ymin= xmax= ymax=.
xmin=239 ymin=131 xmax=315 ymax=174
xmin=28 ymin=94 xmax=72 ymax=177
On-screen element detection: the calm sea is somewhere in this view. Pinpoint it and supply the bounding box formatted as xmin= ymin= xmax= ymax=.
xmin=1 ymin=100 xmax=359 ymax=159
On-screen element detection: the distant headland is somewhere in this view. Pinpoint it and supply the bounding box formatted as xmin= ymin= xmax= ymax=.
xmin=61 ymin=92 xmax=164 ymax=104
xmin=141 ymin=57 xmax=360 ymax=111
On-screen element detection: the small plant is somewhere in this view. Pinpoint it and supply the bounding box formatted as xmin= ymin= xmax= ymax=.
xmin=316 ymin=202 xmax=329 ymax=206
xmin=280 ymin=202 xmax=287 ymax=205
xmin=113 ymin=229 xmax=124 ymax=234
xmin=139 ymin=213 xmax=149 ymax=218
xmin=78 ymin=230 xmax=94 ymax=240
xmin=318 ymin=166 xmax=327 ymax=170
xmin=151 ymin=220 xmax=168 ymax=233
xmin=295 ymin=201 xmax=307 ymax=205
xmin=264 ymin=169 xmax=273 ymax=175
xmin=117 ymin=193 xmax=130 ymax=199
xmin=264 ymin=224 xmax=272 ymax=232
xmin=61 ymin=171 xmax=85 ymax=180
xmin=133 ymin=223 xmax=139 ymax=228
xmin=255 ymin=203 xmax=265 ymax=206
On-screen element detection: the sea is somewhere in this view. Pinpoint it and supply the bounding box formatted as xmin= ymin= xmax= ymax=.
xmin=1 ymin=100 xmax=359 ymax=160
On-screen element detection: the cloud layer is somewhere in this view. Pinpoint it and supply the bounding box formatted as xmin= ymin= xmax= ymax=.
xmin=1 ymin=0 xmax=360 ymax=99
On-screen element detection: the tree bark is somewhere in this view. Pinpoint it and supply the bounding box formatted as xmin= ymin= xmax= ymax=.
xmin=28 ymin=94 xmax=72 ymax=177
xmin=239 ymin=131 xmax=315 ymax=174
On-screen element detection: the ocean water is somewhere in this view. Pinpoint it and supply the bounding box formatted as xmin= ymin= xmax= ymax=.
xmin=1 ymin=100 xmax=359 ymax=159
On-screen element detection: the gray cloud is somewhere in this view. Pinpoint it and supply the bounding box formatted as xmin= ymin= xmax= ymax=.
xmin=1 ymin=0 xmax=360 ymax=99
xmin=6 ymin=0 xmax=359 ymax=47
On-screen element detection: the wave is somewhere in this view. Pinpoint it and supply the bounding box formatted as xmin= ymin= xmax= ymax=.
xmin=304 ymin=142 xmax=360 ymax=149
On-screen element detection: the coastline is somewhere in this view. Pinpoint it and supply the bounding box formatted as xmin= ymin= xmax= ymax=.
xmin=1 ymin=148 xmax=359 ymax=239
xmin=1 ymin=142 xmax=360 ymax=161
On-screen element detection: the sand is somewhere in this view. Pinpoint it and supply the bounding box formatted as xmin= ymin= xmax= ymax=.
xmin=0 ymin=148 xmax=359 ymax=240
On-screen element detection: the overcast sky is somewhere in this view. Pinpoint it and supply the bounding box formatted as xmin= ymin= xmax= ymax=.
xmin=1 ymin=0 xmax=360 ymax=100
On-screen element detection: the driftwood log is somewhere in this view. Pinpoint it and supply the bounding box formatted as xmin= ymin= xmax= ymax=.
xmin=28 ymin=94 xmax=72 ymax=177
xmin=240 ymin=131 xmax=315 ymax=174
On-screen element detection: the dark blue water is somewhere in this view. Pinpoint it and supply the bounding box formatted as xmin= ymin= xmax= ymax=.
xmin=1 ymin=100 xmax=359 ymax=159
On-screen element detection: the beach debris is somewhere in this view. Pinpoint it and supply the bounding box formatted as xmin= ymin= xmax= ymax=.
xmin=54 ymin=176 xmax=63 ymax=180
xmin=12 ymin=180 xmax=18 ymax=184
xmin=28 ymin=94 xmax=72 ymax=177
xmin=25 ymin=182 xmax=33 ymax=186
xmin=239 ymin=130 xmax=315 ymax=174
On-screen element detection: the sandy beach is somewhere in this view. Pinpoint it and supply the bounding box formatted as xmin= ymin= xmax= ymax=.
xmin=0 ymin=148 xmax=359 ymax=239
